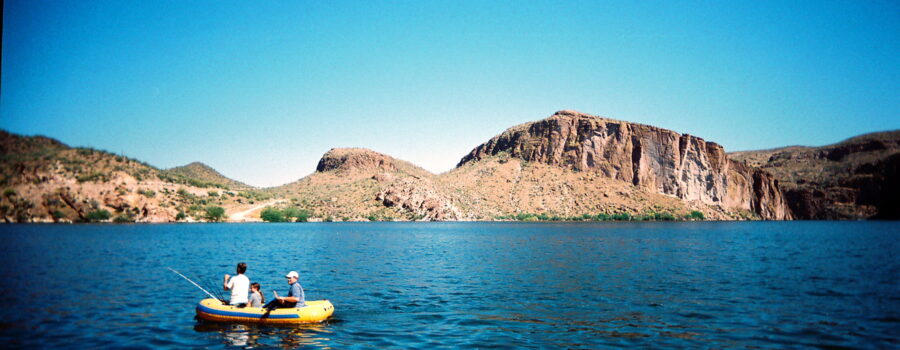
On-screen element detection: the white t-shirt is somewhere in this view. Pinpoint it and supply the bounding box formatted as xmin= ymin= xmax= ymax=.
xmin=226 ymin=274 xmax=250 ymax=304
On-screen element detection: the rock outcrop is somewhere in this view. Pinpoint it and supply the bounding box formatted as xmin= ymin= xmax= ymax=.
xmin=376 ymin=177 xmax=461 ymax=221
xmin=458 ymin=110 xmax=791 ymax=219
xmin=730 ymin=130 xmax=900 ymax=219
xmin=316 ymin=148 xmax=398 ymax=174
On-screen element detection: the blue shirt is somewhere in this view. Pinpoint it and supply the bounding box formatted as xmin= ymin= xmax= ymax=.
xmin=288 ymin=282 xmax=306 ymax=307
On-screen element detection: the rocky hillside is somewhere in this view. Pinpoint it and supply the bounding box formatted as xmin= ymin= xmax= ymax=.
xmin=456 ymin=110 xmax=791 ymax=220
xmin=14 ymin=109 xmax=880 ymax=223
xmin=0 ymin=131 xmax=274 ymax=223
xmin=270 ymin=148 xmax=461 ymax=221
xmin=730 ymin=130 xmax=899 ymax=219
xmin=266 ymin=111 xmax=790 ymax=221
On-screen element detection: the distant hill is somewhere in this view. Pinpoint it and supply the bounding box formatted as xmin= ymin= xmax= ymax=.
xmin=0 ymin=130 xmax=271 ymax=223
xmin=163 ymin=162 xmax=251 ymax=191
xmin=730 ymin=130 xmax=900 ymax=219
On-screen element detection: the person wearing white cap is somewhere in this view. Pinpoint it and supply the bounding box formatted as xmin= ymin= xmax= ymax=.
xmin=264 ymin=270 xmax=306 ymax=310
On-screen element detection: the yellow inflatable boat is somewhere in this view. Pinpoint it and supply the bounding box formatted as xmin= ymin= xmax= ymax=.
xmin=195 ymin=298 xmax=335 ymax=324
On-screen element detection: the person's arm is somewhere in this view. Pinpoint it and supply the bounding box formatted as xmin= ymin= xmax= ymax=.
xmin=272 ymin=289 xmax=298 ymax=303
xmin=223 ymin=274 xmax=231 ymax=290
xmin=279 ymin=283 xmax=303 ymax=304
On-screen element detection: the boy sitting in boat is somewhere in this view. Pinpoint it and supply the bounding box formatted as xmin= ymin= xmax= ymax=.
xmin=223 ymin=262 xmax=250 ymax=307
xmin=264 ymin=271 xmax=306 ymax=310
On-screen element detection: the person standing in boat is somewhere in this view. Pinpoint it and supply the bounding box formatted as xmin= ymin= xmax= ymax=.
xmin=223 ymin=262 xmax=250 ymax=307
xmin=264 ymin=270 xmax=306 ymax=309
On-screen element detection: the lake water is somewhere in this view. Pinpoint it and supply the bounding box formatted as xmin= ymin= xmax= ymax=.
xmin=0 ymin=222 xmax=897 ymax=349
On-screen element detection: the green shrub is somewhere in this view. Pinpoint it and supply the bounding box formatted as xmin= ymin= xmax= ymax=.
xmin=515 ymin=213 xmax=536 ymax=221
xmin=175 ymin=211 xmax=186 ymax=221
xmin=51 ymin=210 xmax=66 ymax=221
xmin=281 ymin=207 xmax=300 ymax=220
xmin=85 ymin=209 xmax=111 ymax=222
xmin=113 ymin=213 xmax=135 ymax=223
xmin=687 ymin=211 xmax=705 ymax=220
xmin=367 ymin=214 xmax=378 ymax=222
xmin=593 ymin=213 xmax=610 ymax=221
xmin=295 ymin=209 xmax=311 ymax=222
xmin=139 ymin=189 xmax=155 ymax=197
xmin=207 ymin=191 xmax=219 ymax=197
xmin=77 ymin=172 xmax=107 ymax=183
xmin=657 ymin=212 xmax=677 ymax=221
xmin=325 ymin=216 xmax=334 ymax=222
xmin=611 ymin=212 xmax=632 ymax=221
xmin=260 ymin=207 xmax=286 ymax=222
xmin=3 ymin=188 xmax=16 ymax=197
xmin=204 ymin=206 xmax=226 ymax=222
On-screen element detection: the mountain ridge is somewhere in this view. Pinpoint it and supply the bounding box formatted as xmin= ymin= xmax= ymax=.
xmin=729 ymin=129 xmax=899 ymax=219
xmin=3 ymin=111 xmax=895 ymax=222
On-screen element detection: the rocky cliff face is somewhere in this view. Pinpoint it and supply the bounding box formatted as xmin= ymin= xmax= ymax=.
xmin=376 ymin=177 xmax=462 ymax=221
xmin=730 ymin=130 xmax=899 ymax=219
xmin=458 ymin=110 xmax=791 ymax=219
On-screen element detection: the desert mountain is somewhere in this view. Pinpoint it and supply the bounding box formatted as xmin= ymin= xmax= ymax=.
xmin=445 ymin=110 xmax=790 ymax=220
xmin=730 ymin=130 xmax=899 ymax=219
xmin=0 ymin=130 xmax=270 ymax=223
xmin=6 ymin=110 xmax=892 ymax=222
xmin=265 ymin=111 xmax=789 ymax=221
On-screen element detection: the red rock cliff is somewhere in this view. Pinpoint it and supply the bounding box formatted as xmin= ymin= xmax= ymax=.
xmin=457 ymin=110 xmax=791 ymax=219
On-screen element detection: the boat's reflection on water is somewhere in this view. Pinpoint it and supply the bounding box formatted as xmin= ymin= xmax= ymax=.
xmin=194 ymin=320 xmax=335 ymax=349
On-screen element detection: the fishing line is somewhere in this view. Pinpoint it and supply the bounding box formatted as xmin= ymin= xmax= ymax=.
xmin=167 ymin=267 xmax=224 ymax=303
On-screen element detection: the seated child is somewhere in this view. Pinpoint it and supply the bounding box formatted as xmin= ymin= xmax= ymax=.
xmin=249 ymin=282 xmax=264 ymax=308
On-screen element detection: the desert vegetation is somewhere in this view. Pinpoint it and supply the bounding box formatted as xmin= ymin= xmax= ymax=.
xmin=260 ymin=206 xmax=312 ymax=222
xmin=494 ymin=210 xmax=705 ymax=222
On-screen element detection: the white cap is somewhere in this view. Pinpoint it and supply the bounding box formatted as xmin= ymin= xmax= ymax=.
xmin=285 ymin=271 xmax=299 ymax=279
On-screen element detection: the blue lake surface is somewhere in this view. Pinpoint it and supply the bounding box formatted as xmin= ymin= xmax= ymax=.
xmin=0 ymin=222 xmax=898 ymax=349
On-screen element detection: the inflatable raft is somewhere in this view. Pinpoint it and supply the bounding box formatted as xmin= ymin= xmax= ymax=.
xmin=196 ymin=298 xmax=335 ymax=324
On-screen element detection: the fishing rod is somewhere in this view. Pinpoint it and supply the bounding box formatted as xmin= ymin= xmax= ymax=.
xmin=167 ymin=267 xmax=224 ymax=303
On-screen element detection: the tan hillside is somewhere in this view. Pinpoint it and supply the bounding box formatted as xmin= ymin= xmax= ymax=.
xmin=163 ymin=162 xmax=252 ymax=190
xmin=270 ymin=148 xmax=460 ymax=221
xmin=730 ymin=130 xmax=900 ymax=219
xmin=0 ymin=131 xmax=275 ymax=223
xmin=437 ymin=154 xmax=734 ymax=220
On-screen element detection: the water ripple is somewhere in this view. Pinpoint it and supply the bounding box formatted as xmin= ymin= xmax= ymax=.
xmin=0 ymin=222 xmax=897 ymax=348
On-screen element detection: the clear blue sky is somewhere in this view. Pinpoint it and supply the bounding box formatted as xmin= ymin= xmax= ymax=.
xmin=2 ymin=1 xmax=898 ymax=187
